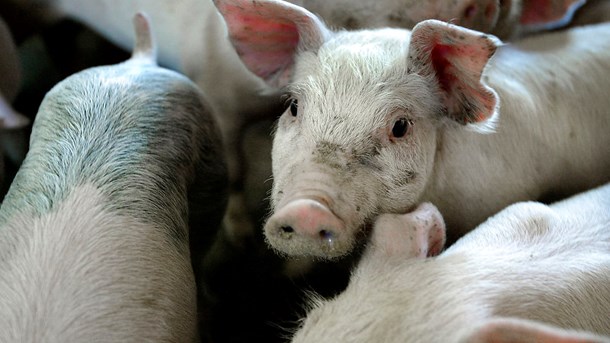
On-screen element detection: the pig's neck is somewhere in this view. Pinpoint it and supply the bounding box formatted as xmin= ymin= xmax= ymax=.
xmin=422 ymin=23 xmax=610 ymax=239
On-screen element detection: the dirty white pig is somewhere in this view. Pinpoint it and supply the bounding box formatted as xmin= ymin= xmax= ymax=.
xmin=293 ymin=183 xmax=610 ymax=343
xmin=290 ymin=0 xmax=585 ymax=39
xmin=216 ymin=0 xmax=610 ymax=258
xmin=0 ymin=13 xmax=227 ymax=342
xmin=2 ymin=0 xmax=285 ymax=242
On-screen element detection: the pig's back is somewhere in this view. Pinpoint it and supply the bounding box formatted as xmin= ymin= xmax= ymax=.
xmin=443 ymin=183 xmax=610 ymax=333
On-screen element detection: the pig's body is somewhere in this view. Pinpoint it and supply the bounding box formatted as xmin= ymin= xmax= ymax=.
xmin=4 ymin=0 xmax=283 ymax=241
xmin=421 ymin=25 xmax=610 ymax=239
xmin=289 ymin=0 xmax=585 ymax=39
xmin=0 ymin=14 xmax=227 ymax=341
xmin=293 ymin=183 xmax=610 ymax=343
xmin=291 ymin=0 xmax=500 ymax=33
xmin=217 ymin=0 xmax=610 ymax=258
xmin=570 ymin=0 xmax=610 ymax=27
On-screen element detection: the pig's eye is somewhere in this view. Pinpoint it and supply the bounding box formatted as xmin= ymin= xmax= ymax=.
xmin=392 ymin=118 xmax=413 ymax=138
xmin=289 ymin=99 xmax=298 ymax=117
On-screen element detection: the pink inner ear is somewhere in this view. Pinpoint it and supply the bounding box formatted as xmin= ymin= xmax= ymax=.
xmin=429 ymin=39 xmax=495 ymax=123
xmin=430 ymin=44 xmax=457 ymax=94
xmin=520 ymin=0 xmax=583 ymax=25
xmin=219 ymin=2 xmax=300 ymax=83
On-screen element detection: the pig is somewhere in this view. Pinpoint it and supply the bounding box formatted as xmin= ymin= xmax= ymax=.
xmin=289 ymin=0 xmax=502 ymax=33
xmin=569 ymin=0 xmax=610 ymax=27
xmin=493 ymin=0 xmax=587 ymax=38
xmin=216 ymin=0 xmax=610 ymax=258
xmin=0 ymin=12 xmax=227 ymax=342
xmin=292 ymin=183 xmax=610 ymax=343
xmin=290 ymin=0 xmax=586 ymax=39
xmin=0 ymin=0 xmax=590 ymax=247
xmin=1 ymin=0 xmax=285 ymax=243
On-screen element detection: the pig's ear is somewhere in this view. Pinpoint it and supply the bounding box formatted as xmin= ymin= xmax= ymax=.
xmin=215 ymin=0 xmax=330 ymax=88
xmin=466 ymin=317 xmax=610 ymax=343
xmin=520 ymin=0 xmax=586 ymax=28
xmin=408 ymin=19 xmax=500 ymax=125
xmin=370 ymin=202 xmax=446 ymax=259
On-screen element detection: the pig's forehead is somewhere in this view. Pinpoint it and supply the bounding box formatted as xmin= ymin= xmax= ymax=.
xmin=289 ymin=28 xmax=413 ymax=103
xmin=288 ymin=28 xmax=434 ymax=125
xmin=294 ymin=28 xmax=411 ymax=79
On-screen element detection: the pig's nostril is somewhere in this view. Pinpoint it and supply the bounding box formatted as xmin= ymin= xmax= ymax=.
xmin=319 ymin=229 xmax=334 ymax=240
xmin=280 ymin=225 xmax=294 ymax=234
xmin=464 ymin=4 xmax=477 ymax=19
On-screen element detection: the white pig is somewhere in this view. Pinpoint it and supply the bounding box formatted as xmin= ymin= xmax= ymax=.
xmin=216 ymin=0 xmax=610 ymax=258
xmin=292 ymin=183 xmax=610 ymax=343
xmin=0 ymin=13 xmax=227 ymax=341
xmin=1 ymin=0 xmax=285 ymax=243
xmin=2 ymin=0 xmax=590 ymax=248
xmin=291 ymin=0 xmax=586 ymax=39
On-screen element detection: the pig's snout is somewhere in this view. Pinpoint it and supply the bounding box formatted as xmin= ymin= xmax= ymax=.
xmin=454 ymin=0 xmax=499 ymax=32
xmin=264 ymin=199 xmax=352 ymax=258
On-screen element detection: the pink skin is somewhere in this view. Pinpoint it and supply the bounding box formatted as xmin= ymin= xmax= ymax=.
xmin=264 ymin=199 xmax=347 ymax=255
xmin=369 ymin=202 xmax=446 ymax=260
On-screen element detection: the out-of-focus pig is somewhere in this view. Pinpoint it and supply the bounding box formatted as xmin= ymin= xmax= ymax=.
xmin=493 ymin=0 xmax=587 ymax=38
xmin=0 ymin=13 xmax=227 ymax=341
xmin=292 ymin=183 xmax=610 ymax=343
xmin=569 ymin=0 xmax=610 ymax=27
xmin=216 ymin=0 xmax=610 ymax=258
xmin=291 ymin=0 xmax=586 ymax=39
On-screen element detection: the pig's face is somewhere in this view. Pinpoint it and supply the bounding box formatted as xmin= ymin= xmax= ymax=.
xmin=266 ymin=30 xmax=440 ymax=257
xmin=216 ymin=0 xmax=499 ymax=258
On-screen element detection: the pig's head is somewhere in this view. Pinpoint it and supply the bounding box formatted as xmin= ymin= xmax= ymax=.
xmin=216 ymin=0 xmax=500 ymax=258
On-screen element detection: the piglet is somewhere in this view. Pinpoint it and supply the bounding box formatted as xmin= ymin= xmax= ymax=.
xmin=217 ymin=0 xmax=610 ymax=258
xmin=293 ymin=183 xmax=610 ymax=343
xmin=0 ymin=13 xmax=227 ymax=342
